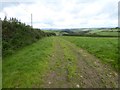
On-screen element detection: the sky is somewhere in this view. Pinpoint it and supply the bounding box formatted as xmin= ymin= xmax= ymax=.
xmin=0 ymin=0 xmax=119 ymax=29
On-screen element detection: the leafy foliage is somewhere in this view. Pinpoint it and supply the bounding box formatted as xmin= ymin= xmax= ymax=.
xmin=2 ymin=17 xmax=56 ymax=57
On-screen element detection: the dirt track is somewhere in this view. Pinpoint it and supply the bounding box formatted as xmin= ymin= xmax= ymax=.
xmin=41 ymin=37 xmax=118 ymax=88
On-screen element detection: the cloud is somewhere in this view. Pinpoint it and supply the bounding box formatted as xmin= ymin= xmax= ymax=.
xmin=0 ymin=0 xmax=119 ymax=28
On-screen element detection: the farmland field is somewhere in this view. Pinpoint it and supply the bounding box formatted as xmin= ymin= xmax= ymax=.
xmin=62 ymin=36 xmax=118 ymax=70
xmin=95 ymin=31 xmax=118 ymax=36
xmin=86 ymin=29 xmax=118 ymax=36
xmin=3 ymin=36 xmax=118 ymax=88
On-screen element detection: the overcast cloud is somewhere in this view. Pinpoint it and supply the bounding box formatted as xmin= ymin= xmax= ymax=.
xmin=0 ymin=0 xmax=119 ymax=29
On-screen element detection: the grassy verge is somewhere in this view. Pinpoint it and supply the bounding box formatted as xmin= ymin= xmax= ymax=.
xmin=62 ymin=36 xmax=118 ymax=70
xmin=3 ymin=37 xmax=53 ymax=88
xmin=59 ymin=38 xmax=78 ymax=82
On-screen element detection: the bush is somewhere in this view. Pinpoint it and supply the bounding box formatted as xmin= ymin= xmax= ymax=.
xmin=2 ymin=17 xmax=56 ymax=57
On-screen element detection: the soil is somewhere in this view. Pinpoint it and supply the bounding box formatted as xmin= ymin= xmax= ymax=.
xmin=40 ymin=37 xmax=118 ymax=88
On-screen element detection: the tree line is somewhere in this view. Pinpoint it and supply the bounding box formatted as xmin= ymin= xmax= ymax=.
xmin=2 ymin=17 xmax=56 ymax=57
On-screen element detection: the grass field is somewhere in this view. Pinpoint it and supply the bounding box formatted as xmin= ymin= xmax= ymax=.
xmin=86 ymin=29 xmax=119 ymax=37
xmin=95 ymin=31 xmax=118 ymax=36
xmin=62 ymin=36 xmax=118 ymax=70
xmin=3 ymin=36 xmax=118 ymax=88
xmin=3 ymin=37 xmax=54 ymax=88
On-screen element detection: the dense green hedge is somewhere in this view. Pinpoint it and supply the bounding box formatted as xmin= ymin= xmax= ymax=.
xmin=2 ymin=17 xmax=56 ymax=57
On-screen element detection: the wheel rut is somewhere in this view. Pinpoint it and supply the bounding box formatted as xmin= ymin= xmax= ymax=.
xmin=41 ymin=37 xmax=118 ymax=88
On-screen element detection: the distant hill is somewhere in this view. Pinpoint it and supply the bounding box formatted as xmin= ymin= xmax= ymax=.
xmin=44 ymin=28 xmax=119 ymax=37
